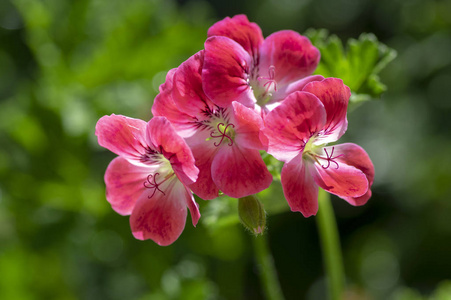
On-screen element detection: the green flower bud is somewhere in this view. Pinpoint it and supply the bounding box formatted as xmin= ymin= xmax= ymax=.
xmin=238 ymin=195 xmax=266 ymax=235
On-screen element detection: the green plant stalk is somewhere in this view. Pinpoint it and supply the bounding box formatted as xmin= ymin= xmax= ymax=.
xmin=253 ymin=233 xmax=285 ymax=300
xmin=316 ymin=188 xmax=346 ymax=300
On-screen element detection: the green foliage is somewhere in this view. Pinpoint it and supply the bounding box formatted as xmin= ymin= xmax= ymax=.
xmin=305 ymin=29 xmax=397 ymax=105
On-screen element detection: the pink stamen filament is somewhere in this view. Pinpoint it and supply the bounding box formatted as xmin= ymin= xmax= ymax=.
xmin=210 ymin=123 xmax=235 ymax=147
xmin=313 ymin=146 xmax=343 ymax=169
xmin=258 ymin=65 xmax=277 ymax=92
xmin=143 ymin=172 xmax=173 ymax=198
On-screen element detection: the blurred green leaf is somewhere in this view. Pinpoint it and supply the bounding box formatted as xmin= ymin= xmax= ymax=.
xmin=200 ymin=196 xmax=240 ymax=232
xmin=430 ymin=280 xmax=451 ymax=300
xmin=305 ymin=29 xmax=397 ymax=105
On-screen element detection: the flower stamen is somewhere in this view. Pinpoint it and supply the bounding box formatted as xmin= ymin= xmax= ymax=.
xmin=258 ymin=65 xmax=277 ymax=93
xmin=316 ymin=147 xmax=343 ymax=169
xmin=210 ymin=123 xmax=235 ymax=147
xmin=143 ymin=173 xmax=166 ymax=198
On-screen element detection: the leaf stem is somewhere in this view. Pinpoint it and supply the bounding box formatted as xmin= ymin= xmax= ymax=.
xmin=252 ymin=233 xmax=285 ymax=300
xmin=316 ymin=188 xmax=346 ymax=300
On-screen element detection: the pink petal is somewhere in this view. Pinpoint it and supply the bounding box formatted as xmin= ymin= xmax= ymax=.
xmin=263 ymin=91 xmax=326 ymax=162
xmin=152 ymin=69 xmax=198 ymax=138
xmin=130 ymin=178 xmax=189 ymax=246
xmin=259 ymin=30 xmax=320 ymax=86
xmin=310 ymin=146 xmax=369 ymax=199
xmin=333 ymin=143 xmax=374 ymax=206
xmin=146 ymin=117 xmax=198 ymax=185
xmin=104 ymin=157 xmax=149 ymax=215
xmin=172 ymin=51 xmax=216 ymax=118
xmin=188 ymin=142 xmax=220 ymax=200
xmin=203 ymin=36 xmax=255 ymax=108
xmin=95 ymin=114 xmax=147 ymax=164
xmin=207 ymin=14 xmax=264 ymax=60
xmin=281 ymin=154 xmax=319 ymax=217
xmin=184 ymin=186 xmax=201 ymax=226
xmin=232 ymin=101 xmax=266 ymax=150
xmin=303 ymin=78 xmax=350 ymax=143
xmin=211 ymin=145 xmax=272 ymax=198
xmin=271 ymin=75 xmax=325 ymax=103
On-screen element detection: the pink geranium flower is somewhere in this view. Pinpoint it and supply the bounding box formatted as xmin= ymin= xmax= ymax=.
xmin=202 ymin=14 xmax=323 ymax=114
xmin=263 ymin=78 xmax=375 ymax=217
xmin=95 ymin=115 xmax=200 ymax=246
xmin=152 ymin=51 xmax=273 ymax=200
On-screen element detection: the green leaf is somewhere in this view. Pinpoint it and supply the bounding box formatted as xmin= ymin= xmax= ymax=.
xmin=200 ymin=195 xmax=240 ymax=232
xmin=305 ymin=29 xmax=397 ymax=106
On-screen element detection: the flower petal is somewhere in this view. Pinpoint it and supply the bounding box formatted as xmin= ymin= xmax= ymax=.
xmin=203 ymin=36 xmax=255 ymax=108
xmin=303 ymin=78 xmax=350 ymax=143
xmin=271 ymin=75 xmax=325 ymax=103
xmin=333 ymin=143 xmax=374 ymax=206
xmin=207 ymin=14 xmax=264 ymax=60
xmin=130 ymin=178 xmax=189 ymax=246
xmin=152 ymin=69 xmax=197 ymax=138
xmin=104 ymin=157 xmax=150 ymax=215
xmin=146 ymin=117 xmax=198 ymax=185
xmin=96 ymin=114 xmax=147 ymax=164
xmin=310 ymin=145 xmax=369 ymax=199
xmin=211 ymin=145 xmax=272 ymax=198
xmin=259 ymin=30 xmax=320 ymax=85
xmin=185 ymin=187 xmax=201 ymax=226
xmin=187 ymin=142 xmax=220 ymax=200
xmin=232 ymin=101 xmax=266 ymax=150
xmin=263 ymin=91 xmax=326 ymax=162
xmin=172 ymin=50 xmax=216 ymax=118
xmin=281 ymin=154 xmax=319 ymax=217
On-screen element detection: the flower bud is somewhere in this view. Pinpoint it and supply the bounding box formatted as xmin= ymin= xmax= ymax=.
xmin=238 ymin=195 xmax=266 ymax=235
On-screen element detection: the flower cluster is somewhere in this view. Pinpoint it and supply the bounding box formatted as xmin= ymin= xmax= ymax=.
xmin=95 ymin=15 xmax=374 ymax=245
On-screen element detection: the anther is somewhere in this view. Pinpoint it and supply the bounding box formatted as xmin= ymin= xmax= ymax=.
xmin=210 ymin=123 xmax=235 ymax=147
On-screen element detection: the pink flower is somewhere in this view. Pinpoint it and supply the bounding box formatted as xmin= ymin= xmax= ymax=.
xmin=95 ymin=115 xmax=200 ymax=246
xmin=153 ymin=51 xmax=273 ymax=200
xmin=263 ymin=78 xmax=375 ymax=217
xmin=202 ymin=14 xmax=323 ymax=114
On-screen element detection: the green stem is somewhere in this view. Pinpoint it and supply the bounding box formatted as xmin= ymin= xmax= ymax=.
xmin=316 ymin=188 xmax=346 ymax=300
xmin=252 ymin=234 xmax=285 ymax=300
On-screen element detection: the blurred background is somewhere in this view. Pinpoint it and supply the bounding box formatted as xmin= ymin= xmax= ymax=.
xmin=1 ymin=0 xmax=450 ymax=299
